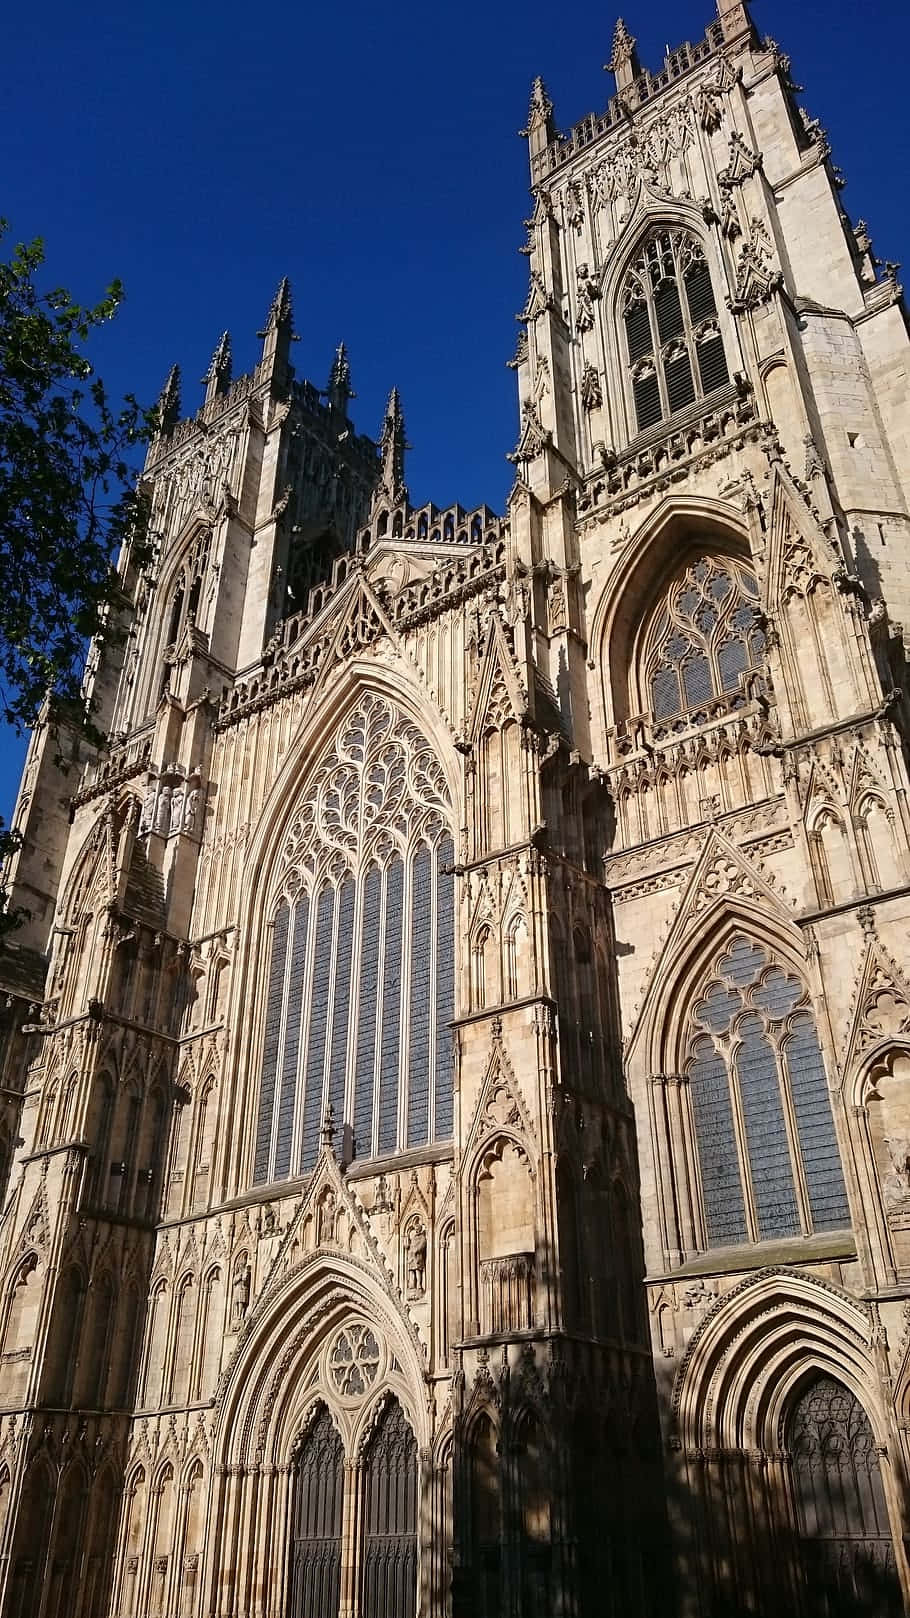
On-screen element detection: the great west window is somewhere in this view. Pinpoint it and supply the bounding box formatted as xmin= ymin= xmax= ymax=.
xmin=254 ymin=693 xmax=455 ymax=1182
xmin=622 ymin=229 xmax=729 ymax=434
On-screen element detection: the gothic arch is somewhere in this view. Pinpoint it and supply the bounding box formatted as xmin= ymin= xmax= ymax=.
xmin=631 ymin=893 xmax=810 ymax=1078
xmin=225 ymin=665 xmax=460 ymax=1185
xmin=597 ymin=201 xmax=739 ymax=447
xmin=672 ymin=1268 xmax=880 ymax=1453
xmin=588 ymin=496 xmax=753 ymax=741
xmin=213 ymin=1252 xmax=430 ymax=1472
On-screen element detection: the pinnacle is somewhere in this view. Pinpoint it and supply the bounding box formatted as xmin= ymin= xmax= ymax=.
xmin=155 ymin=363 xmax=181 ymax=433
xmin=327 ymin=341 xmax=355 ymax=413
xmin=609 ymin=17 xmax=637 ymax=67
xmin=525 ymin=75 xmax=554 ymax=130
xmin=264 ymin=276 xmax=293 ymax=330
xmin=202 ymin=331 xmax=232 ymax=388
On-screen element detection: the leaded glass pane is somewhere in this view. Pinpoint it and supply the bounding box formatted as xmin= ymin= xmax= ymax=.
xmin=785 ymin=1014 xmax=850 ymax=1229
xmin=689 ymin=1035 xmax=748 ymax=1245
xmin=378 ymin=859 xmax=404 ymax=1154
xmin=682 ymin=653 xmax=712 ymax=708
xmin=434 ymin=838 xmax=455 ymax=1139
xmin=275 ymin=896 xmax=310 ymax=1179
xmin=407 ymin=848 xmax=432 ymax=1146
xmin=254 ymin=902 xmax=289 ymax=1183
xmin=735 ymin=1013 xmax=801 ymax=1239
xmin=327 ymin=880 xmax=355 ymax=1142
xmin=353 ymin=867 xmax=381 ymax=1160
xmin=652 ymin=665 xmax=681 ymax=719
xmin=300 ymin=887 xmax=335 ymax=1172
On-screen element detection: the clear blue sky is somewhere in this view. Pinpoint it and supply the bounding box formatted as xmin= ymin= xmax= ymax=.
xmin=2 ymin=0 xmax=908 ymax=826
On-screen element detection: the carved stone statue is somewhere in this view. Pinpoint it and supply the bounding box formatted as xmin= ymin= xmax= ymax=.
xmin=169 ymin=782 xmax=185 ymax=834
xmin=883 ymin=1134 xmax=910 ymax=1210
xmin=231 ymin=1260 xmax=251 ymax=1324
xmin=406 ymin=1222 xmax=427 ymax=1298
xmin=154 ymin=786 xmax=172 ymax=836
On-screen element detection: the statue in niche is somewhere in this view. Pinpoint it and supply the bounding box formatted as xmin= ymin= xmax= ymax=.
xmin=883 ymin=1133 xmax=910 ymax=1211
xmin=317 ymin=1188 xmax=337 ymax=1246
xmin=231 ymin=1259 xmax=251 ymax=1325
xmin=169 ymin=780 xmax=185 ymax=834
xmin=140 ymin=776 xmax=157 ymax=833
xmin=154 ymin=785 xmax=172 ymax=836
xmin=260 ymin=1202 xmax=278 ymax=1237
xmin=185 ymin=786 xmax=200 ymax=832
xmin=405 ymin=1221 xmax=427 ymax=1298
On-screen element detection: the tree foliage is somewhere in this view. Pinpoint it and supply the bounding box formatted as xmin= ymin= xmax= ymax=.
xmin=0 ymin=221 xmax=155 ymax=738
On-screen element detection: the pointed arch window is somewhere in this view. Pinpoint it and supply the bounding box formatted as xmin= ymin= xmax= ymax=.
xmin=644 ymin=552 xmax=765 ymax=729
xmin=684 ymin=934 xmax=849 ymax=1248
xmin=622 ymin=230 xmax=729 ymax=434
xmin=254 ymin=693 xmax=456 ymax=1185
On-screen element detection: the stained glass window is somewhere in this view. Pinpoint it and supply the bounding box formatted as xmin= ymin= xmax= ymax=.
xmin=622 ymin=230 xmax=729 ymax=434
xmin=685 ymin=934 xmax=849 ymax=1248
xmin=646 ymin=553 xmax=765 ymax=727
xmin=253 ymin=694 xmax=456 ymax=1184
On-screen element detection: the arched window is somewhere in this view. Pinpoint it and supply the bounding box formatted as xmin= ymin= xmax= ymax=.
xmin=684 ymin=934 xmax=849 ymax=1249
xmin=253 ymin=693 xmax=456 ymax=1183
xmin=644 ymin=552 xmax=765 ymax=728
xmin=622 ymin=228 xmax=729 ymax=434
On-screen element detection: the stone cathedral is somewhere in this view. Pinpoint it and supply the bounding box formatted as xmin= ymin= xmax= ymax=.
xmin=2 ymin=0 xmax=910 ymax=1612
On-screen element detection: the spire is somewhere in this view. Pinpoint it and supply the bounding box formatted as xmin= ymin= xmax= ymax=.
xmin=202 ymin=332 xmax=232 ymax=405
xmin=608 ymin=18 xmax=641 ymax=94
xmin=258 ymin=278 xmax=296 ymax=387
xmin=326 ymin=342 xmax=355 ymax=416
xmin=521 ymin=76 xmax=556 ymax=158
xmin=374 ymin=387 xmax=409 ymax=510
xmin=154 ymin=364 xmax=181 ymax=436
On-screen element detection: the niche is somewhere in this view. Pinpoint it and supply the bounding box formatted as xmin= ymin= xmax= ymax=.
xmin=476 ymin=1140 xmax=535 ymax=1334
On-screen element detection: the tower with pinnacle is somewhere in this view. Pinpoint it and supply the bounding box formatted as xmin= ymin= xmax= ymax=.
xmin=1 ymin=3 xmax=910 ymax=1615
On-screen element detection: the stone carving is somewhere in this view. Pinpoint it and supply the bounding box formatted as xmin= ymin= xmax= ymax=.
xmin=329 ymin=1323 xmax=380 ymax=1396
xmin=580 ymin=362 xmax=603 ymax=412
xmin=574 ymin=265 xmax=600 ymax=333
xmin=405 ymin=1221 xmax=427 ymax=1299
xmin=231 ymin=1259 xmax=251 ymax=1325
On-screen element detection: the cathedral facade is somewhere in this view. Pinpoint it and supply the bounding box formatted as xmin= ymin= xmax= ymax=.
xmin=2 ymin=2 xmax=910 ymax=1612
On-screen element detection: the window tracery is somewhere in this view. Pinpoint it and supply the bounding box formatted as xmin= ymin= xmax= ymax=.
xmin=622 ymin=229 xmax=729 ymax=434
xmin=644 ymin=553 xmax=765 ymax=730
xmin=254 ymin=693 xmax=455 ymax=1185
xmin=684 ymin=934 xmax=849 ymax=1248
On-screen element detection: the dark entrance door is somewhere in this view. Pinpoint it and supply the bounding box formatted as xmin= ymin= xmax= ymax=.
xmin=288 ymin=1406 xmax=344 ymax=1618
xmin=789 ymin=1374 xmax=903 ymax=1616
xmin=359 ymin=1397 xmax=418 ymax=1618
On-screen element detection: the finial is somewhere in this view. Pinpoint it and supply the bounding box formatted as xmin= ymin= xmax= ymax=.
xmin=327 ymin=341 xmax=355 ymax=416
xmin=202 ymin=332 xmax=232 ymax=403
xmin=320 ymin=1102 xmax=336 ymax=1151
xmin=607 ymin=19 xmax=641 ymax=92
xmin=259 ymin=277 xmax=293 ymax=338
xmin=374 ymin=386 xmax=409 ymax=510
xmin=258 ymin=278 xmax=296 ymax=388
xmin=155 ymin=364 xmax=181 ymax=435
xmin=521 ymin=76 xmax=557 ymax=157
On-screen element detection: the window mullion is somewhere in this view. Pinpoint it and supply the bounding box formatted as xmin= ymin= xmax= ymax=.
xmin=779 ymin=1023 xmax=815 ymax=1235
xmin=649 ymin=289 xmax=670 ymax=421
xmin=727 ymin=1031 xmax=759 ymax=1243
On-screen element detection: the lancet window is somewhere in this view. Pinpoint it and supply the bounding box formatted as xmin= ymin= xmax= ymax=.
xmin=254 ymin=693 xmax=455 ymax=1184
xmin=622 ymin=229 xmax=729 ymax=434
xmin=684 ymin=935 xmax=849 ymax=1248
xmin=644 ymin=553 xmax=765 ymax=729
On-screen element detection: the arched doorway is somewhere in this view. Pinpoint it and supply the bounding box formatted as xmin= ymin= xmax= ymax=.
xmin=359 ymin=1397 xmax=418 ymax=1618
xmin=788 ymin=1374 xmax=902 ymax=1615
xmin=288 ymin=1406 xmax=344 ymax=1618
